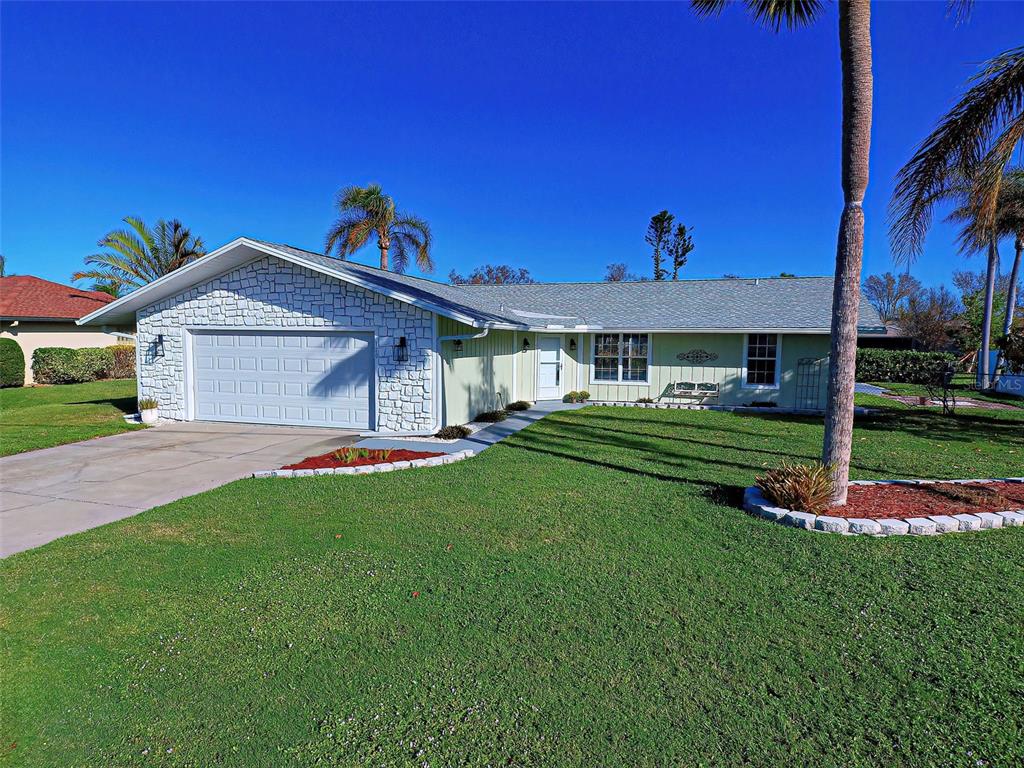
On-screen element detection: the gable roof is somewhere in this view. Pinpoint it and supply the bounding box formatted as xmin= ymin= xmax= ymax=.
xmin=0 ymin=276 xmax=115 ymax=321
xmin=78 ymin=237 xmax=887 ymax=333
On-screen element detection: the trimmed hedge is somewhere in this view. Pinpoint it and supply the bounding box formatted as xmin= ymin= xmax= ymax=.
xmin=0 ymin=338 xmax=26 ymax=388
xmin=856 ymin=348 xmax=956 ymax=384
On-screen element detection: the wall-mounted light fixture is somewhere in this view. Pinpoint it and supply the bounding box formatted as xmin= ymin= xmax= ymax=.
xmin=521 ymin=337 xmax=531 ymax=352
xmin=569 ymin=338 xmax=577 ymax=351
xmin=154 ymin=334 xmax=166 ymax=358
xmin=452 ymin=339 xmax=464 ymax=353
xmin=395 ymin=336 xmax=409 ymax=362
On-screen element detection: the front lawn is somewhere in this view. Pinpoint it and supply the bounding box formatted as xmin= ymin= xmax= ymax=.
xmin=0 ymin=379 xmax=142 ymax=456
xmin=1 ymin=405 xmax=1022 ymax=766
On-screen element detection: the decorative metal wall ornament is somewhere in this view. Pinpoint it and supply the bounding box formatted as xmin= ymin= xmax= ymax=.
xmin=677 ymin=349 xmax=718 ymax=364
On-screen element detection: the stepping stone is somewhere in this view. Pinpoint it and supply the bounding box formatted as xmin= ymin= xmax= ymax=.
xmin=953 ymin=514 xmax=982 ymax=531
xmin=878 ymin=519 xmax=910 ymax=536
xmin=928 ymin=515 xmax=960 ymax=533
xmin=815 ymin=516 xmax=850 ymax=533
xmin=905 ymin=517 xmax=937 ymax=535
xmin=975 ymin=512 xmax=1003 ymax=529
xmin=847 ymin=518 xmax=882 ymax=535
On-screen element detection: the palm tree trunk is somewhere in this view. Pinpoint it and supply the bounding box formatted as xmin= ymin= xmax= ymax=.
xmin=1003 ymin=236 xmax=1021 ymax=334
xmin=979 ymin=236 xmax=999 ymax=389
xmin=822 ymin=0 xmax=872 ymax=507
xmin=378 ymin=232 xmax=390 ymax=271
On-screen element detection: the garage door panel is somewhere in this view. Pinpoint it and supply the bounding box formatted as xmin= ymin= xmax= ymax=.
xmin=192 ymin=331 xmax=372 ymax=429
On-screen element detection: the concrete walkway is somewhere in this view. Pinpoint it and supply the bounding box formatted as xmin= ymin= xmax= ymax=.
xmin=357 ymin=400 xmax=585 ymax=454
xmin=0 ymin=422 xmax=358 ymax=557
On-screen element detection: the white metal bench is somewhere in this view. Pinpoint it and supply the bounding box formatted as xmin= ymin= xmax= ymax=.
xmin=658 ymin=381 xmax=720 ymax=404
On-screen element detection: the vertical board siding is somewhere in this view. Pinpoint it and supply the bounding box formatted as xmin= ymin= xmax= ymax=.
xmin=515 ymin=332 xmax=537 ymax=401
xmin=579 ymin=333 xmax=831 ymax=407
xmin=438 ymin=317 xmax=515 ymax=424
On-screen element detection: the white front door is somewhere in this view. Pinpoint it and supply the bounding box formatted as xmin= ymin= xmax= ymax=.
xmin=536 ymin=336 xmax=562 ymax=400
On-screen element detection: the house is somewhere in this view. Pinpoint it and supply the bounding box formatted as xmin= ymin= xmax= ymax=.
xmin=79 ymin=238 xmax=886 ymax=432
xmin=1 ymin=276 xmax=133 ymax=384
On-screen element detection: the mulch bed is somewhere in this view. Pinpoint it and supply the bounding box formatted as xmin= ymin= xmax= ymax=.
xmin=830 ymin=481 xmax=1024 ymax=519
xmin=283 ymin=448 xmax=444 ymax=471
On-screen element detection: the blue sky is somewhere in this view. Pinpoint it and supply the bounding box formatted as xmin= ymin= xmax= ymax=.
xmin=2 ymin=1 xmax=1021 ymax=288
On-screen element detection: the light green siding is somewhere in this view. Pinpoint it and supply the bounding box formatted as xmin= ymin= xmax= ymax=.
xmin=438 ymin=318 xmax=516 ymax=425
xmin=575 ymin=332 xmax=831 ymax=407
xmin=438 ymin=323 xmax=832 ymax=423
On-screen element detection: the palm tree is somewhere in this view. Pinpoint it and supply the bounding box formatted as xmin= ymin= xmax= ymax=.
xmin=324 ymin=184 xmax=433 ymax=274
xmin=72 ymin=217 xmax=206 ymax=294
xmin=948 ymin=169 xmax=1024 ymax=378
xmin=692 ymin=0 xmax=872 ymax=505
xmin=889 ymin=46 xmax=1024 ymax=389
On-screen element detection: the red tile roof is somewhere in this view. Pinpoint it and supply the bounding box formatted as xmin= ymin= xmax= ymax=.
xmin=0 ymin=276 xmax=115 ymax=320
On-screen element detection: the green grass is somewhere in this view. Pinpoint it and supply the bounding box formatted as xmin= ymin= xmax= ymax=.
xmin=869 ymin=377 xmax=1024 ymax=408
xmin=0 ymin=379 xmax=143 ymax=456
xmin=2 ymin=405 xmax=1023 ymax=766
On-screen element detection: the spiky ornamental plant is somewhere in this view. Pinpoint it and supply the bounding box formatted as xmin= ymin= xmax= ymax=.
xmin=890 ymin=46 xmax=1024 ymax=389
xmin=72 ymin=217 xmax=206 ymax=293
xmin=324 ymin=184 xmax=433 ymax=274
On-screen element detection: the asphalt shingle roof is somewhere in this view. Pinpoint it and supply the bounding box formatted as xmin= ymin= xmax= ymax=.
xmin=0 ymin=276 xmax=115 ymax=320
xmin=257 ymin=240 xmax=886 ymax=332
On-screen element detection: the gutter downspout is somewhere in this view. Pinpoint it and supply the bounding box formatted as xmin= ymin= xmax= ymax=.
xmin=437 ymin=328 xmax=491 ymax=344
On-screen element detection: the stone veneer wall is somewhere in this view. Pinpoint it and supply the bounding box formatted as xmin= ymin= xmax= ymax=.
xmin=136 ymin=256 xmax=435 ymax=432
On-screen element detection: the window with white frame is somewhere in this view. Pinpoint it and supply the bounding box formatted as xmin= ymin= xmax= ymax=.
xmin=593 ymin=333 xmax=649 ymax=383
xmin=745 ymin=333 xmax=779 ymax=387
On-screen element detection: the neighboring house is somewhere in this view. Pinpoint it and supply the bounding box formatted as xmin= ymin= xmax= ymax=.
xmin=80 ymin=238 xmax=886 ymax=433
xmin=0 ymin=276 xmax=133 ymax=384
xmin=857 ymin=321 xmax=918 ymax=351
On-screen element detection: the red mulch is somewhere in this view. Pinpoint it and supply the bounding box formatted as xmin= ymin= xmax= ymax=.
xmin=283 ymin=448 xmax=444 ymax=470
xmin=830 ymin=481 xmax=1024 ymax=519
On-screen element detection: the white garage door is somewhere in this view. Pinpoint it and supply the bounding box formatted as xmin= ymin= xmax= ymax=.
xmin=192 ymin=331 xmax=372 ymax=429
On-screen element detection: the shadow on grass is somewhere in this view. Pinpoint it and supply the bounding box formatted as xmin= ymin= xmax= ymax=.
xmin=68 ymin=396 xmax=137 ymax=414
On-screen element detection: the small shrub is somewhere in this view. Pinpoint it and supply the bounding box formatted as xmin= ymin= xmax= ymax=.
xmin=856 ymin=348 xmax=956 ymax=385
xmin=563 ymin=391 xmax=580 ymax=403
xmin=32 ymin=346 xmax=114 ymax=384
xmin=474 ymin=409 xmax=508 ymax=422
xmin=636 ymin=397 xmax=654 ymax=404
xmin=0 ymin=338 xmax=25 ymax=388
xmin=435 ymin=425 xmax=472 ymax=439
xmin=756 ymin=461 xmax=834 ymax=515
xmin=506 ymin=400 xmax=531 ymax=411
xmin=578 ymin=390 xmax=591 ymax=402
xmin=379 ymin=449 xmax=393 ymax=461
xmin=107 ymin=345 xmax=136 ymax=379
xmin=138 ymin=397 xmax=158 ymax=410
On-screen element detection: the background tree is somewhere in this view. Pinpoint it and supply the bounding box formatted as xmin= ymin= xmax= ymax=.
xmin=645 ymin=210 xmax=674 ymax=281
xmin=897 ymin=286 xmax=961 ymax=352
xmin=324 ymin=184 xmax=433 ymax=274
xmin=952 ymin=269 xmax=1019 ymax=357
xmin=0 ymin=254 xmax=5 ymax=276
xmin=862 ymin=271 xmax=923 ymax=322
xmin=668 ymin=223 xmax=694 ymax=280
xmin=604 ymin=263 xmax=642 ymax=282
xmin=449 ymin=265 xmax=535 ymax=285
xmin=693 ymin=0 xmax=873 ymax=506
xmin=72 ymin=217 xmax=206 ymax=293
xmin=889 ymin=46 xmax=1024 ymax=389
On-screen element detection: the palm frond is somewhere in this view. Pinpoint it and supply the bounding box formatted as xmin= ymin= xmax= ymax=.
xmin=744 ymin=0 xmax=823 ymax=31
xmin=889 ymin=45 xmax=1024 ymax=261
xmin=391 ymin=214 xmax=434 ymax=273
xmin=325 ymin=213 xmax=374 ymax=258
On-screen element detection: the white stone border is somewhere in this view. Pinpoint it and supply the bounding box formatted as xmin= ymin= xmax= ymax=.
xmin=251 ymin=449 xmax=476 ymax=479
xmin=743 ymin=478 xmax=1024 ymax=536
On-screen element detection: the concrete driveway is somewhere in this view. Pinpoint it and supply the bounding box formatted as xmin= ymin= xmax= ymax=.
xmin=0 ymin=422 xmax=357 ymax=558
